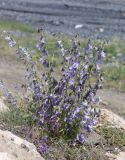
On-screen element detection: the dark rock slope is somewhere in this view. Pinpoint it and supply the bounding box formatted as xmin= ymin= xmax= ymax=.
xmin=0 ymin=0 xmax=125 ymax=38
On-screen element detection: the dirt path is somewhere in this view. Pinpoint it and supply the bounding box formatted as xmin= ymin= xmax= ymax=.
xmin=98 ymin=89 xmax=125 ymax=119
xmin=0 ymin=0 xmax=125 ymax=38
xmin=0 ymin=56 xmax=26 ymax=97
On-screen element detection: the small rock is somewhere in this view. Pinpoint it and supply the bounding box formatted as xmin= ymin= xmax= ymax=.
xmin=84 ymin=131 xmax=106 ymax=146
xmin=97 ymin=109 xmax=125 ymax=130
xmin=75 ymin=24 xmax=83 ymax=29
xmin=99 ymin=28 xmax=104 ymax=32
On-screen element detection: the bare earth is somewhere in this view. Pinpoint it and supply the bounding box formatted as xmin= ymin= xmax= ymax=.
xmin=98 ymin=89 xmax=125 ymax=119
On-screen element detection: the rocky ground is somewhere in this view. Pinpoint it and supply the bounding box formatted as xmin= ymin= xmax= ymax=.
xmin=0 ymin=0 xmax=125 ymax=38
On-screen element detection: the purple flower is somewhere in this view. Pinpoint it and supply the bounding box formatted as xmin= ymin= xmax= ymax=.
xmin=69 ymin=78 xmax=74 ymax=86
xmin=0 ymin=81 xmax=16 ymax=107
xmin=61 ymin=103 xmax=69 ymax=111
xmin=66 ymin=49 xmax=71 ymax=54
xmin=21 ymin=47 xmax=32 ymax=62
xmin=73 ymin=52 xmax=79 ymax=58
xmin=95 ymin=60 xmax=100 ymax=70
xmin=30 ymin=79 xmax=42 ymax=101
xmin=44 ymin=99 xmax=50 ymax=108
xmin=5 ymin=36 xmax=16 ymax=47
xmin=37 ymin=143 xmax=48 ymax=155
xmin=4 ymin=91 xmax=17 ymax=107
xmin=53 ymin=97 xmax=59 ymax=105
xmin=89 ymin=92 xmax=94 ymax=102
xmin=70 ymin=68 xmax=76 ymax=78
xmin=38 ymin=119 xmax=44 ymax=126
xmin=55 ymin=110 xmax=60 ymax=116
xmin=84 ymin=120 xmax=96 ymax=132
xmin=57 ymin=40 xmax=65 ymax=56
xmin=77 ymin=134 xmax=85 ymax=143
xmin=41 ymin=48 xmax=47 ymax=56
xmin=98 ymin=51 xmax=105 ymax=60
xmin=72 ymin=61 xmax=79 ymax=69
xmin=85 ymin=43 xmax=92 ymax=54
xmin=84 ymin=107 xmax=91 ymax=115
xmin=65 ymin=56 xmax=71 ymax=62
xmin=79 ymin=70 xmax=84 ymax=79
xmin=76 ymin=86 xmax=80 ymax=93
xmin=37 ymin=137 xmax=49 ymax=155
xmin=50 ymin=115 xmax=57 ymax=122
xmin=36 ymin=36 xmax=46 ymax=51
xmin=64 ymin=117 xmax=67 ymax=122
xmin=72 ymin=41 xmax=78 ymax=50
xmin=53 ymin=122 xmax=59 ymax=130
xmin=70 ymin=107 xmax=81 ymax=121
xmin=57 ymin=40 xmax=63 ymax=48
xmin=82 ymin=115 xmax=89 ymax=124
xmin=40 ymin=58 xmax=49 ymax=67
xmin=16 ymin=49 xmax=24 ymax=60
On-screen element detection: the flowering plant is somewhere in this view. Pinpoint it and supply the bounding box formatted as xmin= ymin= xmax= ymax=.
xmin=1 ymin=30 xmax=105 ymax=153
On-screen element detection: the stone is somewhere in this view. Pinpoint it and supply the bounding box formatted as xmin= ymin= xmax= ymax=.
xmin=84 ymin=131 xmax=106 ymax=146
xmin=97 ymin=109 xmax=125 ymax=130
xmin=75 ymin=24 xmax=83 ymax=29
xmin=106 ymin=152 xmax=125 ymax=160
xmin=0 ymin=129 xmax=44 ymax=160
xmin=116 ymin=152 xmax=125 ymax=160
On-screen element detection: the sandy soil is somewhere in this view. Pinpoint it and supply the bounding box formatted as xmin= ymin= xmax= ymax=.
xmin=98 ymin=89 xmax=125 ymax=118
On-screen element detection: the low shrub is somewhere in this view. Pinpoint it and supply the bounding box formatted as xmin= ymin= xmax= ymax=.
xmin=0 ymin=30 xmax=105 ymax=155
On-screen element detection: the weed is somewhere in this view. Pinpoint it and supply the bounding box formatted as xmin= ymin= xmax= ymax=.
xmin=0 ymin=21 xmax=35 ymax=33
xmin=97 ymin=126 xmax=125 ymax=147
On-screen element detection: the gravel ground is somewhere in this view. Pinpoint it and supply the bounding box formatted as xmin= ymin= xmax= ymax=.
xmin=0 ymin=0 xmax=125 ymax=38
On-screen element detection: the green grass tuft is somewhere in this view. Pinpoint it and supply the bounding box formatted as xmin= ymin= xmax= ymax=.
xmin=98 ymin=126 xmax=125 ymax=147
xmin=0 ymin=103 xmax=35 ymax=126
xmin=104 ymin=64 xmax=125 ymax=90
xmin=0 ymin=21 xmax=35 ymax=32
xmin=105 ymin=64 xmax=125 ymax=81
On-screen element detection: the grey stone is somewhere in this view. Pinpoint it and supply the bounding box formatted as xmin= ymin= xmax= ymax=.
xmin=0 ymin=129 xmax=44 ymax=160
